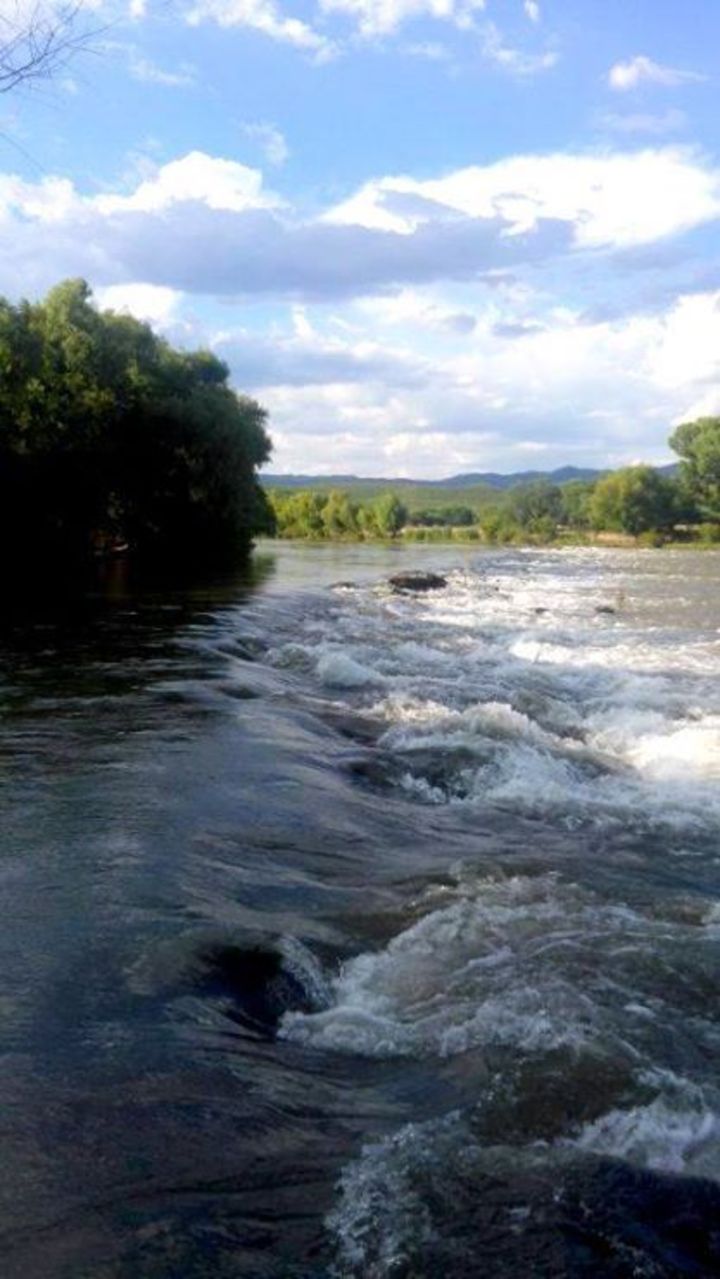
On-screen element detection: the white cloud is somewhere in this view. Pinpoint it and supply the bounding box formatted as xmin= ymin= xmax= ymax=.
xmin=325 ymin=148 xmax=720 ymax=249
xmin=241 ymin=122 xmax=289 ymax=167
xmin=2 ymin=146 xmax=720 ymax=311
xmin=524 ymin=1 xmax=540 ymax=23
xmin=608 ymin=55 xmax=706 ymax=92
xmin=317 ymin=0 xmax=485 ymax=38
xmin=2 ymin=142 xmax=718 ymax=475
xmin=249 ymin=288 xmax=720 ymax=475
xmin=0 ymin=173 xmax=80 ymax=223
xmin=93 ymin=151 xmax=280 ymax=214
xmin=186 ymin=0 xmax=336 ymax=59
xmin=95 ymin=282 xmax=182 ymax=324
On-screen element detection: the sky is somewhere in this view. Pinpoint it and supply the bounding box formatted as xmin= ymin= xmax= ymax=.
xmin=1 ymin=0 xmax=719 ymax=477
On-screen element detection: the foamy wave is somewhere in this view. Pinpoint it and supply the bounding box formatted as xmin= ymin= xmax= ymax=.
xmin=267 ymin=553 xmax=720 ymax=835
xmin=280 ymin=874 xmax=715 ymax=1061
xmin=317 ymin=651 xmax=386 ymax=689
xmin=566 ymin=1090 xmax=720 ymax=1179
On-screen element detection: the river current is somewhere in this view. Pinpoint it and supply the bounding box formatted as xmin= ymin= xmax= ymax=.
xmin=1 ymin=543 xmax=719 ymax=1277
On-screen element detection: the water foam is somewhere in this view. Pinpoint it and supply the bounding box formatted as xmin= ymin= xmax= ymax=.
xmin=269 ymin=556 xmax=720 ymax=834
xmin=281 ymin=873 xmax=717 ymax=1062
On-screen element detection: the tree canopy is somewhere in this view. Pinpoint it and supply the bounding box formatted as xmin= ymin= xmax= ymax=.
xmin=588 ymin=466 xmax=677 ymax=536
xmin=269 ymin=488 xmax=409 ymax=539
xmin=0 ymin=279 xmax=273 ymax=568
xmin=669 ymin=417 xmax=720 ymax=521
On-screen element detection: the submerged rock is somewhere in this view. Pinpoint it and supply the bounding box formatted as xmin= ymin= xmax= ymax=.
xmin=388 ymin=571 xmax=447 ymax=593
xmin=197 ymin=943 xmax=319 ymax=1032
xmin=595 ymin=605 xmax=616 ymax=616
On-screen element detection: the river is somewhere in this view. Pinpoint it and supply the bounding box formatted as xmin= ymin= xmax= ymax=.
xmin=1 ymin=542 xmax=719 ymax=1277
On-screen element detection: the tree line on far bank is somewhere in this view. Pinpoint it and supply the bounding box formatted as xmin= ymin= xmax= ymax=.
xmin=268 ymin=418 xmax=720 ymax=546
xmin=0 ymin=279 xmax=273 ymax=572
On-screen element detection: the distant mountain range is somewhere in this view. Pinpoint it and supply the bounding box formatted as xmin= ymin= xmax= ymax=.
xmin=263 ymin=464 xmax=678 ymax=491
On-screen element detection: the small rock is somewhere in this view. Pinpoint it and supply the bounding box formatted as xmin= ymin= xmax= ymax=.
xmin=388 ymin=571 xmax=447 ymax=593
xmin=595 ymin=605 xmax=616 ymax=616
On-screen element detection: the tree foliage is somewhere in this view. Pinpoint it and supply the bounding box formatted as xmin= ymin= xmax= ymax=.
xmin=269 ymin=488 xmax=408 ymax=539
xmin=669 ymin=417 xmax=720 ymax=520
xmin=588 ymin=466 xmax=677 ymax=536
xmin=413 ymin=505 xmax=474 ymax=527
xmin=0 ymin=279 xmax=273 ymax=566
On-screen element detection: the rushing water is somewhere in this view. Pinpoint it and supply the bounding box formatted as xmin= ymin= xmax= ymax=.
xmin=1 ymin=543 xmax=720 ymax=1277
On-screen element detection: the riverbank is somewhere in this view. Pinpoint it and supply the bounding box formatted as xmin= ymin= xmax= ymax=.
xmin=268 ymin=527 xmax=719 ymax=550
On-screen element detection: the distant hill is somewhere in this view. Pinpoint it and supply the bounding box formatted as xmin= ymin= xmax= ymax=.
xmin=263 ymin=464 xmax=677 ymax=492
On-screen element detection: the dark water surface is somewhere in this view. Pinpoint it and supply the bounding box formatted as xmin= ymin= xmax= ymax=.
xmin=1 ymin=543 xmax=720 ymax=1277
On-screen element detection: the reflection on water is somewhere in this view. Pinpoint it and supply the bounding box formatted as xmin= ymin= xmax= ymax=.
xmin=0 ymin=543 xmax=719 ymax=1277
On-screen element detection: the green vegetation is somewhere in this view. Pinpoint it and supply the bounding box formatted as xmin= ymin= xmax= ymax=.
xmin=269 ymin=489 xmax=409 ymax=539
xmin=0 ymin=280 xmax=273 ymax=569
xmin=588 ymin=467 xmax=677 ymax=537
xmin=670 ymin=417 xmax=720 ymax=521
xmin=268 ymin=421 xmax=720 ymax=547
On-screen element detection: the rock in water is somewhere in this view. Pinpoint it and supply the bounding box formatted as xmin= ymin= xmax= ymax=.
xmin=388 ymin=571 xmax=447 ymax=593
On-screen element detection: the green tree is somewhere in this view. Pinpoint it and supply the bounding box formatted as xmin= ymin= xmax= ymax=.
xmin=669 ymin=417 xmax=720 ymax=520
xmin=321 ymin=491 xmax=359 ymax=537
xmin=0 ymin=279 xmax=273 ymax=567
xmin=413 ymin=505 xmax=474 ymax=527
xmin=589 ymin=466 xmax=676 ymax=536
xmin=560 ymin=480 xmax=596 ymax=529
xmin=507 ymin=481 xmax=563 ymax=533
xmin=270 ymin=490 xmax=326 ymax=538
xmin=372 ymin=492 xmax=408 ymax=537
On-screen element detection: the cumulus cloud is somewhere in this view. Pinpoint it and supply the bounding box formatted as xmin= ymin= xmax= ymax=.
xmin=93 ymin=151 xmax=281 ymax=214
xmin=214 ymin=324 xmax=432 ymax=388
xmin=1 ymin=147 xmax=720 ymax=308
xmin=324 ymin=148 xmax=720 ymax=250
xmin=1 ymin=140 xmax=717 ymax=475
xmin=608 ymin=55 xmax=706 ymax=92
xmin=95 ymin=282 xmax=182 ymax=323
xmin=249 ymin=288 xmax=720 ymax=475
xmin=524 ymin=0 xmax=540 ymax=22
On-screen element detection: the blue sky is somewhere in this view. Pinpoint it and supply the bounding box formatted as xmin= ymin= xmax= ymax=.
xmin=1 ymin=0 xmax=719 ymax=476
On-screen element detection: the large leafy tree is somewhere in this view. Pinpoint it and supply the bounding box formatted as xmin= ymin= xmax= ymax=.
xmin=588 ymin=466 xmax=677 ymax=536
xmin=372 ymin=492 xmax=408 ymax=536
xmin=507 ymin=481 xmax=563 ymax=532
xmin=0 ymin=279 xmax=273 ymax=566
xmin=669 ymin=417 xmax=720 ymax=520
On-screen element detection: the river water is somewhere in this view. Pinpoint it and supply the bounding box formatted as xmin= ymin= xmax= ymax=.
xmin=1 ymin=543 xmax=719 ymax=1277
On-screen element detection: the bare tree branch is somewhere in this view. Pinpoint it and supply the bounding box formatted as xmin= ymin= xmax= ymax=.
xmin=0 ymin=2 xmax=90 ymax=93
